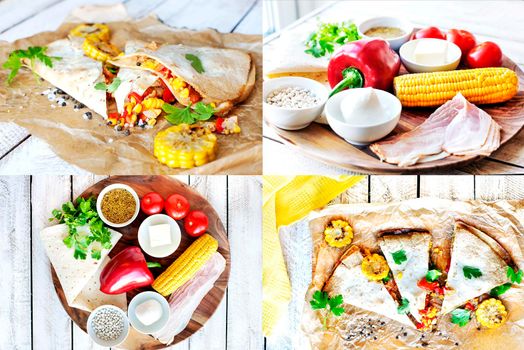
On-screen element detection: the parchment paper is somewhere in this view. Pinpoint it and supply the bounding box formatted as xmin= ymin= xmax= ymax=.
xmin=0 ymin=4 xmax=262 ymax=174
xmin=298 ymin=198 xmax=524 ymax=350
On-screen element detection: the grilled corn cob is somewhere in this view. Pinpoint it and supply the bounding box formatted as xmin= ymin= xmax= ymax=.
xmin=394 ymin=67 xmax=519 ymax=107
xmin=476 ymin=298 xmax=507 ymax=329
xmin=142 ymin=98 xmax=165 ymax=110
xmin=361 ymin=253 xmax=389 ymax=281
xmin=152 ymin=234 xmax=218 ymax=296
xmin=324 ymin=219 xmax=353 ymax=248
xmin=70 ymin=23 xmax=110 ymax=41
xmin=154 ymin=124 xmax=217 ymax=168
xmin=82 ymin=37 xmax=120 ymax=62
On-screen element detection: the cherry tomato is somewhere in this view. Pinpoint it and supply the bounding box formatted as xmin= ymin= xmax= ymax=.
xmin=446 ymin=29 xmax=476 ymax=57
xmin=184 ymin=210 xmax=208 ymax=237
xmin=466 ymin=41 xmax=503 ymax=68
xmin=464 ymin=302 xmax=476 ymax=311
xmin=413 ymin=26 xmax=446 ymax=40
xmin=165 ymin=194 xmax=190 ymax=220
xmin=140 ymin=192 xmax=164 ymax=215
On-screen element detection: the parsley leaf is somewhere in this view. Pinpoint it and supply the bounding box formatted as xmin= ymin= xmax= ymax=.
xmin=310 ymin=290 xmax=329 ymax=310
xmin=392 ymin=249 xmax=407 ymax=265
xmin=3 ymin=46 xmax=61 ymax=84
xmin=463 ymin=266 xmax=483 ymax=279
xmin=426 ymin=269 xmax=442 ymax=282
xmin=94 ymin=77 xmax=121 ymax=93
xmin=304 ymin=21 xmax=360 ymax=58
xmin=328 ymin=294 xmax=345 ymax=316
xmin=310 ymin=291 xmax=345 ymax=330
xmin=507 ymin=266 xmax=523 ymax=284
xmin=490 ymin=283 xmax=512 ymax=297
xmin=382 ymin=274 xmax=391 ymax=283
xmin=162 ymin=102 xmax=215 ymax=125
xmin=185 ymin=53 xmax=205 ymax=73
xmin=451 ymin=308 xmax=471 ymax=327
xmin=397 ymin=298 xmax=410 ymax=314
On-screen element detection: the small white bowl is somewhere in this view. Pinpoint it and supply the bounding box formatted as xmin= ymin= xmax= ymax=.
xmin=358 ymin=16 xmax=413 ymax=51
xmin=128 ymin=291 xmax=170 ymax=335
xmin=138 ymin=214 xmax=181 ymax=258
xmin=263 ymin=77 xmax=329 ymax=130
xmin=399 ymin=38 xmax=461 ymax=73
xmin=96 ymin=183 xmax=140 ymax=228
xmin=87 ymin=305 xmax=130 ymax=347
xmin=325 ymin=89 xmax=401 ymax=145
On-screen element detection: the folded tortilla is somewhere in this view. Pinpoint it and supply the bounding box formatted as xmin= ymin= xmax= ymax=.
xmin=441 ymin=221 xmax=509 ymax=314
xmin=108 ymin=40 xmax=255 ymax=116
xmin=40 ymin=224 xmax=126 ymax=312
xmin=380 ymin=231 xmax=431 ymax=322
xmin=113 ymin=67 xmax=159 ymax=114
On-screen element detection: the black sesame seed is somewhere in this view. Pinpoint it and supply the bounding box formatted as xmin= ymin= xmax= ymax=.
xmin=136 ymin=62 xmax=141 ymax=66
xmin=403 ymin=332 xmax=407 ymax=337
xmin=124 ymin=130 xmax=130 ymax=136
xmin=61 ymin=102 xmax=66 ymax=107
xmin=455 ymin=342 xmax=459 ymax=346
xmin=422 ymin=342 xmax=428 ymax=347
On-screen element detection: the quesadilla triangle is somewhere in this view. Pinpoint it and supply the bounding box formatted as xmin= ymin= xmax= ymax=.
xmin=27 ymin=37 xmax=108 ymax=118
xmin=108 ymin=40 xmax=256 ymax=116
xmin=380 ymin=230 xmax=432 ymax=322
xmin=441 ymin=221 xmax=510 ymax=315
xmin=324 ymin=246 xmax=414 ymax=327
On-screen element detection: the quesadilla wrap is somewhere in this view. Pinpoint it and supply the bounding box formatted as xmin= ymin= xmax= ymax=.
xmin=109 ymin=40 xmax=256 ymax=116
xmin=324 ymin=246 xmax=413 ymax=327
xmin=441 ymin=221 xmax=509 ymax=314
xmin=40 ymin=224 xmax=126 ymax=311
xmin=380 ymin=230 xmax=431 ymax=322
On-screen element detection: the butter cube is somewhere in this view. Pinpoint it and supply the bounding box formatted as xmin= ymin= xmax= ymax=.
xmin=413 ymin=40 xmax=448 ymax=65
xmin=149 ymin=224 xmax=172 ymax=248
xmin=135 ymin=299 xmax=162 ymax=326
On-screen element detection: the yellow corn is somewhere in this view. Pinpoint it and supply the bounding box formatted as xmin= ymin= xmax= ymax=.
xmin=180 ymin=88 xmax=190 ymax=99
xmin=82 ymin=38 xmax=120 ymax=62
xmin=132 ymin=103 xmax=142 ymax=114
xmin=142 ymin=98 xmax=165 ymax=110
xmin=171 ymin=77 xmax=186 ymax=91
xmin=152 ymin=234 xmax=218 ymax=296
xmin=142 ymin=59 xmax=158 ymax=70
xmin=154 ymin=124 xmax=217 ymax=168
xmin=70 ymin=23 xmax=110 ymax=42
xmin=393 ymin=67 xmax=519 ymax=107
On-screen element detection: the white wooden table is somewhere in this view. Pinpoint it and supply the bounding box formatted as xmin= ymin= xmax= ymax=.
xmin=264 ymin=0 xmax=524 ymax=175
xmin=0 ymin=175 xmax=263 ymax=350
xmin=0 ymin=0 xmax=261 ymax=175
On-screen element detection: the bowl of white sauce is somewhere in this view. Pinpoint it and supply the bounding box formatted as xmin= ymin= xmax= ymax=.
xmin=325 ymin=87 xmax=401 ymax=145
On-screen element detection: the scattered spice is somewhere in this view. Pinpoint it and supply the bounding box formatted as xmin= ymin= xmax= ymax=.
xmin=100 ymin=189 xmax=136 ymax=224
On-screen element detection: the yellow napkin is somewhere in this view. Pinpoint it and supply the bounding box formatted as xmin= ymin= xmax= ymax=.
xmin=262 ymin=175 xmax=365 ymax=336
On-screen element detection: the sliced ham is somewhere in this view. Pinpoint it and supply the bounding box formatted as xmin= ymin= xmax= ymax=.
xmin=152 ymin=252 xmax=226 ymax=344
xmin=370 ymin=93 xmax=501 ymax=167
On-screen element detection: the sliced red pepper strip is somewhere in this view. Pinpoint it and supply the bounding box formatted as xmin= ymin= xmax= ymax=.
xmin=108 ymin=112 xmax=120 ymax=119
xmin=464 ymin=302 xmax=476 ymax=311
xmin=163 ymin=87 xmax=175 ymax=103
xmin=216 ymin=117 xmax=225 ymax=133
xmin=417 ymin=278 xmax=439 ymax=291
xmin=128 ymin=92 xmax=143 ymax=104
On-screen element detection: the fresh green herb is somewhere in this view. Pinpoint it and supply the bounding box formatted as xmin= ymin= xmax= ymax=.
xmin=391 ymin=249 xmax=407 ymax=265
xmin=3 ymin=46 xmax=61 ymax=84
xmin=310 ymin=290 xmax=345 ymax=330
xmin=49 ymin=197 xmax=112 ymax=260
xmin=185 ymin=53 xmax=205 ymax=73
xmin=147 ymin=262 xmax=162 ymax=268
xmin=94 ymin=77 xmax=121 ymax=93
xmin=382 ymin=274 xmax=391 ymax=283
xmin=451 ymin=308 xmax=471 ymax=327
xmin=162 ymin=102 xmax=215 ymax=125
xmin=463 ymin=266 xmax=483 ymax=279
xmin=490 ymin=283 xmax=512 ymax=297
xmin=426 ymin=269 xmax=442 ymax=282
xmin=397 ymin=298 xmax=410 ymax=314
xmin=304 ymin=20 xmax=360 ymax=58
xmin=507 ymin=266 xmax=523 ymax=284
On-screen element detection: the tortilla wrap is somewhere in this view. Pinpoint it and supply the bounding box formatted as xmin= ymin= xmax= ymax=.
xmin=441 ymin=221 xmax=509 ymax=314
xmin=379 ymin=231 xmax=432 ymax=322
xmin=113 ymin=67 xmax=159 ymax=114
xmin=108 ymin=40 xmax=255 ymax=116
xmin=40 ymin=224 xmax=126 ymax=312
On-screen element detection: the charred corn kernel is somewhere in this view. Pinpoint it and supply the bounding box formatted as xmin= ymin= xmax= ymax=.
xmin=397 ymin=272 xmax=403 ymax=280
xmin=180 ymin=88 xmax=190 ymax=99
xmin=132 ymin=104 xmax=142 ymax=114
xmin=171 ymin=77 xmax=186 ymax=90
xmin=147 ymin=118 xmax=157 ymax=126
xmin=232 ymin=125 xmax=241 ymax=133
xmin=70 ymin=23 xmax=110 ymax=41
xmin=142 ymin=98 xmax=165 ymax=110
xmin=324 ymin=219 xmax=353 ymax=248
xmin=142 ymin=59 xmax=158 ymax=70
xmin=126 ymin=103 xmax=133 ymax=114
xmin=476 ymin=298 xmax=507 ymax=329
xmin=154 ymin=124 xmax=217 ymax=168
xmin=152 ymin=234 xmax=218 ymax=296
xmin=394 ymin=68 xmax=519 ymax=107
xmin=210 ymin=102 xmax=216 ymax=108
xmin=130 ymin=114 xmax=137 ymax=124
xmin=107 ymin=118 xmax=117 ymax=125
xmin=361 ymin=253 xmax=389 ymax=281
xmin=82 ymin=37 xmax=120 ymax=62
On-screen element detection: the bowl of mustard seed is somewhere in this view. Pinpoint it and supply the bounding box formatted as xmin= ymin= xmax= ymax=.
xmin=96 ymin=183 xmax=140 ymax=228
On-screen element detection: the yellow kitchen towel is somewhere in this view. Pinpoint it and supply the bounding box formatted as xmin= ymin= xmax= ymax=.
xmin=262 ymin=175 xmax=365 ymax=336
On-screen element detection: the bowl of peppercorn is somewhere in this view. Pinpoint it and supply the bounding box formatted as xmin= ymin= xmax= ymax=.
xmin=96 ymin=183 xmax=140 ymax=228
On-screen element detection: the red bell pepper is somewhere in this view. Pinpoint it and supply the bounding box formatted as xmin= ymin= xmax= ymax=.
xmin=417 ymin=277 xmax=439 ymax=292
xmin=99 ymin=247 xmax=160 ymax=294
xmin=327 ymin=38 xmax=400 ymax=97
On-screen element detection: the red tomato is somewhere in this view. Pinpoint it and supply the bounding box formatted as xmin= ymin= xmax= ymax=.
xmin=446 ymin=29 xmax=476 ymax=57
xmin=184 ymin=210 xmax=208 ymax=237
xmin=466 ymin=41 xmax=503 ymax=68
xmin=165 ymin=194 xmax=190 ymax=220
xmin=140 ymin=192 xmax=164 ymax=215
xmin=413 ymin=26 xmax=446 ymax=40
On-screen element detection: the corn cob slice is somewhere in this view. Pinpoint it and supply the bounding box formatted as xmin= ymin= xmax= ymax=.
xmin=152 ymin=234 xmax=218 ymax=296
xmin=154 ymin=124 xmax=217 ymax=168
xmin=142 ymin=98 xmax=165 ymax=110
xmin=394 ymin=67 xmax=519 ymax=107
xmin=70 ymin=23 xmax=110 ymax=42
xmin=82 ymin=38 xmax=121 ymax=62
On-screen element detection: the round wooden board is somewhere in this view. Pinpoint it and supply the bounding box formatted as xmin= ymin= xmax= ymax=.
xmin=268 ymin=56 xmax=524 ymax=173
xmin=51 ymin=176 xmax=230 ymax=349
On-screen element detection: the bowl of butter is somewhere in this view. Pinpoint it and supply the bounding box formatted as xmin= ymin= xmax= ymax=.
xmin=128 ymin=291 xmax=170 ymax=335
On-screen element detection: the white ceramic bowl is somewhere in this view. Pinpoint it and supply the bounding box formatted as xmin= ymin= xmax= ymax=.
xmin=325 ymin=89 xmax=401 ymax=145
xmin=358 ymin=16 xmax=413 ymax=51
xmin=87 ymin=305 xmax=130 ymax=347
xmin=263 ymin=77 xmax=329 ymax=130
xmin=128 ymin=291 xmax=170 ymax=335
xmin=96 ymin=183 xmax=140 ymax=228
xmin=399 ymin=38 xmax=461 ymax=73
xmin=138 ymin=214 xmax=181 ymax=258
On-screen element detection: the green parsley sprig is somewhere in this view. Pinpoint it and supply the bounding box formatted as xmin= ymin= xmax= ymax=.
xmin=305 ymin=20 xmax=360 ymax=58
xmin=507 ymin=266 xmax=523 ymax=284
xmin=185 ymin=54 xmax=205 ymax=73
xmin=451 ymin=308 xmax=471 ymax=327
xmin=426 ymin=269 xmax=442 ymax=282
xmin=397 ymin=298 xmax=410 ymax=314
xmin=310 ymin=290 xmax=345 ymax=330
xmin=162 ymin=102 xmax=215 ymax=125
xmin=3 ymin=46 xmax=61 ymax=84
xmin=392 ymin=249 xmax=407 ymax=265
xmin=463 ymin=266 xmax=482 ymax=279
xmin=94 ymin=77 xmax=121 ymax=93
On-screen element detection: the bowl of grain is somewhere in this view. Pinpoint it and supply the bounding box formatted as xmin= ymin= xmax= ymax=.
xmin=87 ymin=304 xmax=130 ymax=347
xmin=96 ymin=183 xmax=140 ymax=228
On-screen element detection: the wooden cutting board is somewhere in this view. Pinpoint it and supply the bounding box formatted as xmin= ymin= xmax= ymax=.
xmin=51 ymin=176 xmax=230 ymax=349
xmin=268 ymin=56 xmax=524 ymax=173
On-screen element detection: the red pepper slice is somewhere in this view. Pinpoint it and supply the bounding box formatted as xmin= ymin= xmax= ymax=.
xmin=141 ymin=87 xmax=154 ymax=99
xmin=128 ymin=92 xmax=143 ymax=104
xmin=415 ymin=321 xmax=425 ymax=330
xmin=417 ymin=278 xmax=439 ymax=291
xmin=188 ymin=86 xmax=202 ymax=104
xmin=108 ymin=112 xmax=120 ymax=119
xmin=162 ymin=87 xmax=175 ymax=103
xmin=215 ymin=117 xmax=225 ymax=133
xmin=464 ymin=302 xmax=476 ymax=311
